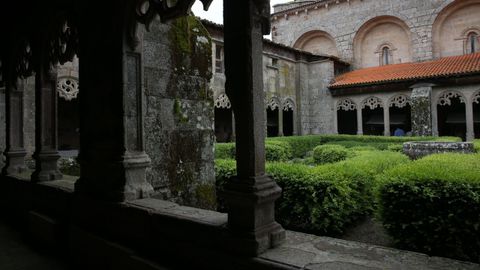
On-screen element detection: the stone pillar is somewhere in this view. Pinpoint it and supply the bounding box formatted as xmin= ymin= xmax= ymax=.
xmin=222 ymin=0 xmax=285 ymax=255
xmin=466 ymin=100 xmax=475 ymax=141
xmin=384 ymin=106 xmax=390 ymax=136
xmin=292 ymin=108 xmax=298 ymax=136
xmin=2 ymin=79 xmax=27 ymax=176
xmin=74 ymin=0 xmax=153 ymax=201
xmin=278 ymin=107 xmax=284 ymax=136
xmin=356 ymin=108 xmax=363 ymax=135
xmin=410 ymin=84 xmax=433 ymax=137
xmin=333 ymin=109 xmax=339 ymax=134
xmin=231 ymin=111 xmax=236 ymax=142
xmin=31 ymin=54 xmax=62 ymax=182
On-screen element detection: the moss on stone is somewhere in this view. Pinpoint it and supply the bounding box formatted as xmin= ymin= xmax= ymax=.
xmin=195 ymin=183 xmax=217 ymax=210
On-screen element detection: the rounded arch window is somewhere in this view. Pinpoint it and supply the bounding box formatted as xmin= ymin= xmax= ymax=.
xmin=467 ymin=32 xmax=479 ymax=54
xmin=380 ymin=46 xmax=393 ymax=66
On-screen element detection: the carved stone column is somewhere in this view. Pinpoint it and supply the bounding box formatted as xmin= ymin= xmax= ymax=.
xmin=384 ymin=105 xmax=390 ymax=136
xmin=222 ymin=0 xmax=285 ymax=255
xmin=74 ymin=0 xmax=153 ymax=201
xmin=278 ymin=107 xmax=284 ymax=136
xmin=465 ymin=100 xmax=475 ymax=141
xmin=410 ymin=84 xmax=433 ymax=137
xmin=356 ymin=108 xmax=363 ymax=135
xmin=231 ymin=111 xmax=236 ymax=142
xmin=31 ymin=66 xmax=62 ymax=182
xmin=2 ymin=79 xmax=27 ymax=176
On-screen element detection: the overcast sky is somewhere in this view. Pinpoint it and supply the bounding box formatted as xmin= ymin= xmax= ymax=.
xmin=192 ymin=0 xmax=292 ymax=39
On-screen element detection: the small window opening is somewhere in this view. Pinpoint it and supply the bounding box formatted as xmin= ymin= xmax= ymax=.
xmin=381 ymin=46 xmax=391 ymax=65
xmin=467 ymin=32 xmax=479 ymax=54
xmin=215 ymin=44 xmax=224 ymax=73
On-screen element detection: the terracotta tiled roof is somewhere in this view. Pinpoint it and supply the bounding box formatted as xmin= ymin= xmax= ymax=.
xmin=330 ymin=53 xmax=480 ymax=88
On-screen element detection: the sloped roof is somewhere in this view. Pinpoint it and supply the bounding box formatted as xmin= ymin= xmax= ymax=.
xmin=330 ymin=53 xmax=480 ymax=89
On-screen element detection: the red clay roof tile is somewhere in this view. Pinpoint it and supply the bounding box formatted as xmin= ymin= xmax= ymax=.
xmin=330 ymin=53 xmax=480 ymax=88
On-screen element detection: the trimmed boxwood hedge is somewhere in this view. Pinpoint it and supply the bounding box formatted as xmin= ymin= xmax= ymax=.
xmin=474 ymin=139 xmax=480 ymax=152
xmin=266 ymin=135 xmax=460 ymax=158
xmin=377 ymin=153 xmax=480 ymax=262
xmin=313 ymin=144 xmax=349 ymax=164
xmin=216 ymin=150 xmax=409 ymax=235
xmin=214 ymin=141 xmax=292 ymax=161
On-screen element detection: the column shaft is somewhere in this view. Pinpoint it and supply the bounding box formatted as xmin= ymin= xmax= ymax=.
xmin=356 ymin=108 xmax=363 ymax=135
xmin=384 ymin=106 xmax=390 ymax=136
xmin=222 ymin=0 xmax=285 ymax=255
xmin=466 ymin=101 xmax=475 ymax=141
xmin=278 ymin=108 xmax=283 ymax=136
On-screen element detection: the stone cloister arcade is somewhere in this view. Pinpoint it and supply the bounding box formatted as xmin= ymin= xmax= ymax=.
xmin=334 ymin=89 xmax=480 ymax=140
xmin=0 ymin=0 xmax=288 ymax=268
xmin=214 ymin=93 xmax=297 ymax=142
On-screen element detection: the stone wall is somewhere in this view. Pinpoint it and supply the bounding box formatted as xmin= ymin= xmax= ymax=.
xmin=142 ymin=16 xmax=216 ymax=209
xmin=272 ymin=0 xmax=459 ymax=66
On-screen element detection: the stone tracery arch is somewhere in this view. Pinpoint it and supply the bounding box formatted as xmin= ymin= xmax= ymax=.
xmin=473 ymin=90 xmax=480 ymax=104
xmin=266 ymin=96 xmax=281 ymax=110
xmin=293 ymin=30 xmax=338 ymax=56
xmin=282 ymin=97 xmax=295 ymax=111
xmin=214 ymin=93 xmax=231 ymax=109
xmin=353 ymin=16 xmax=412 ymax=68
xmin=336 ymin=98 xmax=357 ymax=111
xmin=389 ymin=94 xmax=411 ymax=108
xmin=361 ymin=96 xmax=383 ymax=110
xmin=57 ymin=76 xmax=79 ymax=101
xmin=437 ymin=91 xmax=466 ymax=106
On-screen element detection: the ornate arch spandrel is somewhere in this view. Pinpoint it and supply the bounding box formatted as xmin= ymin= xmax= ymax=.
xmin=214 ymin=93 xmax=231 ymax=109
xmin=336 ymin=98 xmax=357 ymax=111
xmin=389 ymin=94 xmax=411 ymax=108
xmin=361 ymin=96 xmax=383 ymax=110
xmin=437 ymin=91 xmax=466 ymax=106
xmin=266 ymin=96 xmax=281 ymax=110
xmin=282 ymin=97 xmax=295 ymax=111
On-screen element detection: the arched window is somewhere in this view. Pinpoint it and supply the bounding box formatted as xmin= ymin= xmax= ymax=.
xmin=467 ymin=32 xmax=479 ymax=54
xmin=381 ymin=46 xmax=392 ymax=65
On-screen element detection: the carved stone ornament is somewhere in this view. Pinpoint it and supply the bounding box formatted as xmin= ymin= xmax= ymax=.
xmin=57 ymin=77 xmax=79 ymax=101
xmin=214 ymin=93 xmax=231 ymax=109
xmin=283 ymin=98 xmax=295 ymax=111
xmin=267 ymin=97 xmax=280 ymax=110
xmin=337 ymin=98 xmax=357 ymax=111
xmin=361 ymin=97 xmax=383 ymax=110
xmin=473 ymin=91 xmax=480 ymax=104
xmin=48 ymin=14 xmax=79 ymax=67
xmin=389 ymin=95 xmax=410 ymax=108
xmin=437 ymin=91 xmax=465 ymax=106
xmin=15 ymin=40 xmax=34 ymax=80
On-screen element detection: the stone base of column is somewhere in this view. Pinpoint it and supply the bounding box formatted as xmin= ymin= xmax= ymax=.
xmin=31 ymin=151 xmax=62 ymax=182
xmin=75 ymin=152 xmax=154 ymax=202
xmin=2 ymin=150 xmax=28 ymax=176
xmin=222 ymin=175 xmax=286 ymax=256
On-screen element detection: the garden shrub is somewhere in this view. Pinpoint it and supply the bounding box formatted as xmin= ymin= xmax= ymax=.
xmin=377 ymin=153 xmax=480 ymax=262
xmin=387 ymin=144 xmax=403 ymax=152
xmin=474 ymin=139 xmax=480 ymax=153
xmin=350 ymin=146 xmax=378 ymax=152
xmin=312 ymin=145 xmax=349 ymax=164
xmin=215 ymin=150 xmax=409 ymax=235
xmin=58 ymin=157 xmax=80 ymax=176
xmin=215 ymin=141 xmax=292 ymax=161
xmin=215 ymin=143 xmax=235 ymax=159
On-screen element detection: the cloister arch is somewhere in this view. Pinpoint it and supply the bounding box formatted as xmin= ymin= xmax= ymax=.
xmin=266 ymin=96 xmax=281 ymax=137
xmin=432 ymin=0 xmax=480 ymax=58
xmin=293 ymin=30 xmax=338 ymax=57
xmin=388 ymin=94 xmax=411 ymax=135
xmin=436 ymin=91 xmax=467 ymax=140
xmin=214 ymin=93 xmax=233 ymax=142
xmin=57 ymin=75 xmax=80 ymax=150
xmin=336 ymin=98 xmax=358 ymax=135
xmin=353 ymin=16 xmax=412 ymax=68
xmin=361 ymin=96 xmax=384 ymax=135
xmin=281 ymin=97 xmax=296 ymax=136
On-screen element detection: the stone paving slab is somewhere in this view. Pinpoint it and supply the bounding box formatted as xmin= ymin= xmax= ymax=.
xmin=260 ymin=231 xmax=480 ymax=270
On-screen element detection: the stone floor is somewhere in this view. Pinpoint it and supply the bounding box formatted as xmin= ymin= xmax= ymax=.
xmin=0 ymin=220 xmax=68 ymax=270
xmin=260 ymin=231 xmax=480 ymax=270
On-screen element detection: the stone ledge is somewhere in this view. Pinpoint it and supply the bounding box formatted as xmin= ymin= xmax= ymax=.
xmin=259 ymin=231 xmax=480 ymax=270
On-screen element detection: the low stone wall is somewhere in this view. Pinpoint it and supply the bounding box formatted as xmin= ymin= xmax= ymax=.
xmin=403 ymin=141 xmax=475 ymax=160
